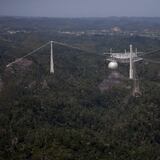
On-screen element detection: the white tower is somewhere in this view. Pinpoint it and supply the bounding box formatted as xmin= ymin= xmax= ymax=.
xmin=129 ymin=44 xmax=134 ymax=79
xmin=50 ymin=41 xmax=54 ymax=74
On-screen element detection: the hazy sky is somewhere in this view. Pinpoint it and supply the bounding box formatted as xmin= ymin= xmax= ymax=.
xmin=0 ymin=0 xmax=159 ymax=17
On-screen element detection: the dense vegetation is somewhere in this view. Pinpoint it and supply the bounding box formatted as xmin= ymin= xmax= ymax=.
xmin=0 ymin=17 xmax=160 ymax=160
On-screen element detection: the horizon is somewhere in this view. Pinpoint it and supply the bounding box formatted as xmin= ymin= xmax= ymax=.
xmin=0 ymin=15 xmax=160 ymax=19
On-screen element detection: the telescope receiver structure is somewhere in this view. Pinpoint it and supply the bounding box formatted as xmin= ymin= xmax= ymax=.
xmin=106 ymin=44 xmax=143 ymax=79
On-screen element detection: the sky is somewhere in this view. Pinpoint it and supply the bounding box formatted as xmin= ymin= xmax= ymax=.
xmin=0 ymin=0 xmax=159 ymax=17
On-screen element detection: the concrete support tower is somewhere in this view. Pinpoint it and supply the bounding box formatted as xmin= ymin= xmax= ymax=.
xmin=50 ymin=41 xmax=54 ymax=74
xmin=129 ymin=44 xmax=134 ymax=79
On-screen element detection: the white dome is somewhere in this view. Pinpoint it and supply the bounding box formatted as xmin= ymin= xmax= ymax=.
xmin=108 ymin=61 xmax=118 ymax=69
